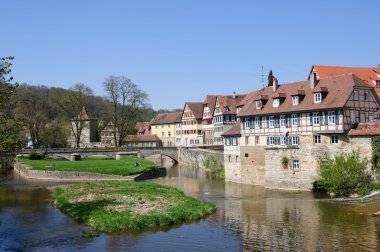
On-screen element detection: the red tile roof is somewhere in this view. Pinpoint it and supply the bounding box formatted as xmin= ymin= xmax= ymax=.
xmin=348 ymin=122 xmax=380 ymax=136
xmin=124 ymin=134 xmax=160 ymax=142
xmin=150 ymin=112 xmax=182 ymax=125
xmin=185 ymin=102 xmax=204 ymax=119
xmin=203 ymin=95 xmax=217 ymax=115
xmin=311 ymin=65 xmax=380 ymax=96
xmin=135 ymin=122 xmax=151 ymax=135
xmin=221 ymin=122 xmax=241 ymax=136
xmin=238 ymin=73 xmax=375 ymax=117
xmin=237 ymin=90 xmax=260 ymax=107
xmin=217 ymin=94 xmax=246 ymax=115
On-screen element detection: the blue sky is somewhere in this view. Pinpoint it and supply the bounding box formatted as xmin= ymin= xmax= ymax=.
xmin=2 ymin=0 xmax=380 ymax=109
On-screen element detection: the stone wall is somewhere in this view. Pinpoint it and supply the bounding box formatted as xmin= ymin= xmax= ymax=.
xmin=264 ymin=133 xmax=373 ymax=191
xmin=179 ymin=148 xmax=224 ymax=169
xmin=240 ymin=146 xmax=266 ymax=185
xmin=14 ymin=162 xmax=137 ymax=181
xmin=224 ymin=150 xmax=241 ymax=183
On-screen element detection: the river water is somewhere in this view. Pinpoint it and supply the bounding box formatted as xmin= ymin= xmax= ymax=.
xmin=1 ymin=164 xmax=380 ymax=251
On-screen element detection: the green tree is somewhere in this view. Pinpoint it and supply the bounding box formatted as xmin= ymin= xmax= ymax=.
xmin=268 ymin=69 xmax=275 ymax=86
xmin=13 ymin=85 xmax=49 ymax=148
xmin=40 ymin=120 xmax=69 ymax=148
xmin=0 ymin=57 xmax=23 ymax=152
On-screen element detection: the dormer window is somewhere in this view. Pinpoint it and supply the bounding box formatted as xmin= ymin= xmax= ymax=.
xmin=256 ymin=100 xmax=263 ymax=110
xmin=376 ymin=80 xmax=380 ymax=88
xmin=292 ymin=96 xmax=299 ymax=106
xmin=314 ymin=93 xmax=322 ymax=103
xmin=272 ymin=98 xmax=280 ymax=108
xmin=224 ymin=106 xmax=230 ymax=112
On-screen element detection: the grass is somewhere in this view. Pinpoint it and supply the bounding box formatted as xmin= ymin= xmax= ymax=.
xmin=51 ymin=181 xmax=216 ymax=232
xmin=17 ymin=157 xmax=158 ymax=176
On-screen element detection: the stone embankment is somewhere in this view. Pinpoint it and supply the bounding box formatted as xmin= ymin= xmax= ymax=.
xmin=179 ymin=148 xmax=223 ymax=169
xmin=14 ymin=163 xmax=165 ymax=181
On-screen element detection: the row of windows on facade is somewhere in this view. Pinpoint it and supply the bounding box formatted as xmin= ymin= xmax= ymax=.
xmin=225 ymin=134 xmax=339 ymax=147
xmin=161 ymin=132 xmax=172 ymax=137
xmin=155 ymin=124 xmax=172 ymax=129
xmin=189 ymin=139 xmax=200 ymax=145
xmin=182 ymin=130 xmax=203 ymax=135
xmin=243 ymin=111 xmax=340 ymax=129
xmin=257 ymin=89 xmax=370 ymax=110
xmin=126 ymin=142 xmax=155 ymax=147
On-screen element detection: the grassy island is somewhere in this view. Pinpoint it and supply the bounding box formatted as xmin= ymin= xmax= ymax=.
xmin=17 ymin=157 xmax=157 ymax=176
xmin=51 ymin=181 xmax=216 ymax=232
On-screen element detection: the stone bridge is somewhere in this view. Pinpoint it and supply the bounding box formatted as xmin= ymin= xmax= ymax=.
xmin=20 ymin=147 xmax=179 ymax=163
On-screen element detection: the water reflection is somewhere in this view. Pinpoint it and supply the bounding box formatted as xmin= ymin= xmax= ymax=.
xmin=1 ymin=164 xmax=380 ymax=251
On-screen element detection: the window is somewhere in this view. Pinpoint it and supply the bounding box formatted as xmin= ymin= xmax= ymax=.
xmin=168 ymin=132 xmax=171 ymax=137
xmin=256 ymin=100 xmax=263 ymax=109
xmin=314 ymin=135 xmax=321 ymax=144
xmin=291 ymin=136 xmax=299 ymax=145
xmin=273 ymin=98 xmax=280 ymax=108
xmin=245 ymin=153 xmax=249 ymax=158
xmin=268 ymin=116 xmax=275 ymax=128
xmin=291 ymin=114 xmax=299 ymax=127
xmin=293 ymin=160 xmax=300 ymax=171
xmin=312 ymin=112 xmax=320 ymax=126
xmin=161 ymin=125 xmax=164 ymax=128
xmin=161 ymin=132 xmax=165 ymax=137
xmin=236 ymin=155 xmax=239 ymax=162
xmin=292 ymin=96 xmax=299 ymax=106
xmin=376 ymin=81 xmax=380 ymax=88
xmin=280 ymin=115 xmax=286 ymax=127
xmin=232 ymin=138 xmax=237 ymax=146
xmin=255 ymin=136 xmax=260 ymax=145
xmin=369 ymin=112 xmax=375 ymax=122
xmin=280 ymin=136 xmax=287 ymax=145
xmin=328 ymin=111 xmax=336 ymax=125
xmin=314 ymin=93 xmax=322 ymax=103
xmin=245 ymin=136 xmax=249 ymax=145
xmin=228 ymin=155 xmax=231 ymax=163
xmin=331 ymin=135 xmax=338 ymax=144
xmin=244 ymin=118 xmax=251 ymax=129
xmin=268 ymin=136 xmax=275 ymax=145
xmin=353 ymin=90 xmax=359 ymax=100
xmin=254 ymin=117 xmax=261 ymax=129
xmin=364 ymin=91 xmax=369 ymax=101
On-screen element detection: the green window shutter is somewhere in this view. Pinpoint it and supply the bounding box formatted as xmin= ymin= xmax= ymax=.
xmin=259 ymin=117 xmax=262 ymax=128
xmin=275 ymin=115 xmax=279 ymax=128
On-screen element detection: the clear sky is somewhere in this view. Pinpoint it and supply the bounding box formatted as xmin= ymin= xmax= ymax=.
xmin=2 ymin=0 xmax=380 ymax=109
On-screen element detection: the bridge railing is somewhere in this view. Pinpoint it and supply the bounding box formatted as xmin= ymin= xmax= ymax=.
xmin=19 ymin=146 xmax=179 ymax=154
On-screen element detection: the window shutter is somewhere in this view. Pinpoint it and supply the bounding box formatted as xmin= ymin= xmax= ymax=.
xmin=275 ymin=115 xmax=279 ymax=128
xmin=298 ymin=113 xmax=301 ymax=127
xmin=286 ymin=114 xmax=290 ymax=127
xmin=319 ymin=112 xmax=323 ymax=124
xmin=267 ymin=116 xmax=269 ymax=128
xmin=324 ymin=111 xmax=328 ymax=125
xmin=259 ymin=117 xmax=262 ymax=128
xmin=335 ymin=110 xmax=339 ymax=124
xmin=309 ymin=113 xmax=313 ymax=125
xmin=266 ymin=137 xmax=269 ymax=145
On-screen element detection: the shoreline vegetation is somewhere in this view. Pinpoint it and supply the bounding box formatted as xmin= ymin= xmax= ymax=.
xmin=17 ymin=156 xmax=157 ymax=176
xmin=51 ymin=181 xmax=216 ymax=232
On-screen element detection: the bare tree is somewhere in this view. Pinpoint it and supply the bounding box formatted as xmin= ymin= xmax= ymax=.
xmin=55 ymin=83 xmax=93 ymax=148
xmin=103 ymin=76 xmax=149 ymax=147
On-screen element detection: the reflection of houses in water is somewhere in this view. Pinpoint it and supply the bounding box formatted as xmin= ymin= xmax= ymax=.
xmin=222 ymin=183 xmax=380 ymax=251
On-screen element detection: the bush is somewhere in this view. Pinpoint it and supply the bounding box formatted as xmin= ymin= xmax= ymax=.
xmin=28 ymin=151 xmax=45 ymax=160
xmin=281 ymin=156 xmax=289 ymax=169
xmin=314 ymin=151 xmax=372 ymax=196
xmin=203 ymin=155 xmax=224 ymax=179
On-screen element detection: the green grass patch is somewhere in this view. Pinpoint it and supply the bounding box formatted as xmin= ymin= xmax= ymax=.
xmin=17 ymin=157 xmax=157 ymax=176
xmin=51 ymin=181 xmax=216 ymax=232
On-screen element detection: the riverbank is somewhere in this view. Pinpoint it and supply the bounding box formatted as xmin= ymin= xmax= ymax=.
xmin=51 ymin=180 xmax=216 ymax=232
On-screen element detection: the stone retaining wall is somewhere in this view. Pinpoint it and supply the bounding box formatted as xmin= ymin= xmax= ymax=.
xmin=14 ymin=162 xmax=138 ymax=181
xmin=179 ymin=148 xmax=224 ymax=169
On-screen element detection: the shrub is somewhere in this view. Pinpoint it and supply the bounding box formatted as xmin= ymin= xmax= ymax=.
xmin=372 ymin=135 xmax=380 ymax=172
xmin=28 ymin=151 xmax=45 ymax=160
xmin=281 ymin=156 xmax=289 ymax=169
xmin=314 ymin=151 xmax=372 ymax=196
xmin=203 ymin=155 xmax=225 ymax=179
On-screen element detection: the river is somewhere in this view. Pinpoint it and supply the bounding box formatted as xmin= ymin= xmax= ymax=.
xmin=1 ymin=164 xmax=380 ymax=251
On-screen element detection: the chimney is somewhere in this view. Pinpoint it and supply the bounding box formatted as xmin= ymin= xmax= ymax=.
xmin=310 ymin=71 xmax=317 ymax=89
xmin=233 ymin=91 xmax=236 ymax=99
xmin=272 ymin=78 xmax=278 ymax=92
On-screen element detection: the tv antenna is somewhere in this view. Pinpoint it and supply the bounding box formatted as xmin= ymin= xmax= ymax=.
xmin=252 ymin=66 xmax=266 ymax=88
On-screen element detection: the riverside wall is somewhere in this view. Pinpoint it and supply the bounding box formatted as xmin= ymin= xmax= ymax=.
xmin=178 ymin=148 xmax=224 ymax=169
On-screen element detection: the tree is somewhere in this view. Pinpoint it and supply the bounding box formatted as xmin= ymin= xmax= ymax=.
xmin=268 ymin=69 xmax=275 ymax=86
xmin=103 ymin=76 xmax=149 ymax=147
xmin=40 ymin=119 xmax=69 ymax=148
xmin=54 ymin=83 xmax=93 ymax=148
xmin=0 ymin=57 xmax=23 ymax=152
xmin=13 ymin=85 xmax=49 ymax=148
